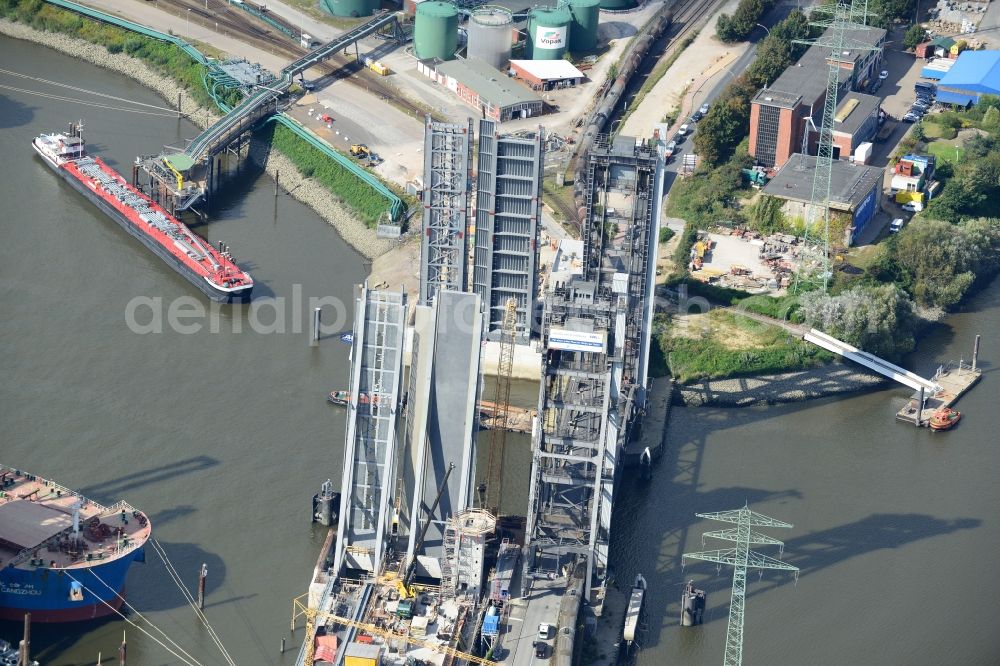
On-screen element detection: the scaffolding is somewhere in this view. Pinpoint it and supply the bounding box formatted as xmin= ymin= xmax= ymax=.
xmin=420 ymin=117 xmax=474 ymax=305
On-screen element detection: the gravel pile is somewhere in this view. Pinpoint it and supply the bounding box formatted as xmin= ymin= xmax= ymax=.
xmin=1 ymin=19 xmax=393 ymax=260
xmin=677 ymin=362 xmax=890 ymax=407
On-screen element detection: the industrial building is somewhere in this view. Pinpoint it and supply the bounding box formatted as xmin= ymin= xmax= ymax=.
xmin=510 ymin=59 xmax=586 ymax=90
xmin=936 ymin=50 xmax=1000 ymax=106
xmin=413 ymin=1 xmax=459 ymax=61
xmin=419 ymin=118 xmax=473 ymax=305
xmin=829 ymin=92 xmax=881 ymax=160
xmin=750 ymin=23 xmax=886 ymax=168
xmin=762 ymin=153 xmax=883 ymax=246
xmin=473 ymin=119 xmax=544 ymax=343
xmin=417 ymin=58 xmax=543 ymax=122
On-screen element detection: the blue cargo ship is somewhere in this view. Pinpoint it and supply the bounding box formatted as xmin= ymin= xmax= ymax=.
xmin=0 ymin=465 xmax=150 ymax=623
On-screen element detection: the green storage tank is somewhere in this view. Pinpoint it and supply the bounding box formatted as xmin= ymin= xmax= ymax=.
xmin=564 ymin=0 xmax=599 ymax=52
xmin=414 ymin=2 xmax=459 ymax=61
xmin=598 ymin=0 xmax=635 ymax=10
xmin=320 ymin=0 xmax=379 ymax=18
xmin=527 ymin=6 xmax=573 ymax=60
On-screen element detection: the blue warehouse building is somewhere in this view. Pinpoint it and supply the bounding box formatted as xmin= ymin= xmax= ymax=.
xmin=936 ymin=51 xmax=1000 ymax=107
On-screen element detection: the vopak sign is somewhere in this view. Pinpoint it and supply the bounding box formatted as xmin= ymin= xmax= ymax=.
xmin=534 ymin=26 xmax=567 ymax=49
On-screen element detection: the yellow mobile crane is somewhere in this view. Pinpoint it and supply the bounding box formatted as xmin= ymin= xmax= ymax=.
xmin=291 ymin=595 xmax=493 ymax=666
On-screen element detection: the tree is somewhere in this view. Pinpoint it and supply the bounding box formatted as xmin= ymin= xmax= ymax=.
xmin=799 ymin=284 xmax=916 ymax=360
xmin=694 ymin=97 xmax=749 ymax=165
xmin=982 ymin=107 xmax=1000 ymax=133
xmin=911 ymin=121 xmax=926 ymax=142
xmin=748 ymin=35 xmax=792 ymax=87
xmin=903 ymin=24 xmax=928 ymax=50
xmin=746 ymin=194 xmax=786 ymax=233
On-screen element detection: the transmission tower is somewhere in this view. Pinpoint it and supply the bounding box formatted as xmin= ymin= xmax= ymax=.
xmin=792 ymin=0 xmax=881 ymax=292
xmin=682 ymin=505 xmax=799 ymax=666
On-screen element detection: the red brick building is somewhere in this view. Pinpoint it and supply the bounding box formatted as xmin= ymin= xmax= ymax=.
xmin=749 ymin=23 xmax=886 ymax=169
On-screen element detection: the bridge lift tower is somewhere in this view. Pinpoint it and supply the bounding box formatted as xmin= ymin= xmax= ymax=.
xmin=683 ymin=505 xmax=799 ymax=666
xmin=792 ymin=0 xmax=881 ymax=292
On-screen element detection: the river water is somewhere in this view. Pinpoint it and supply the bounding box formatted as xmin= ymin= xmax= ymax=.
xmin=2 ymin=35 xmax=999 ymax=666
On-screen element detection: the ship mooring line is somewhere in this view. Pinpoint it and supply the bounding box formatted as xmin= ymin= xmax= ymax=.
xmin=0 ymin=83 xmax=185 ymax=117
xmin=62 ymin=569 xmax=205 ymax=666
xmin=0 ymin=66 xmax=182 ymax=112
xmin=85 ymin=565 xmax=207 ymax=666
xmin=151 ymin=538 xmax=237 ymax=666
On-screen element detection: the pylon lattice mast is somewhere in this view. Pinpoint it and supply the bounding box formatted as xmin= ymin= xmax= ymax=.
xmin=683 ymin=505 xmax=799 ymax=666
xmin=792 ymin=0 xmax=880 ymax=292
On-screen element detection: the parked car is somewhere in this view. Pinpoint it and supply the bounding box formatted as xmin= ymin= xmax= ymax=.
xmin=538 ymin=623 xmax=555 ymax=640
xmin=912 ymin=100 xmax=931 ymax=110
xmin=901 ymin=202 xmax=924 ymax=213
xmin=902 ymin=112 xmax=921 ymax=123
xmin=889 ymin=218 xmax=905 ymax=233
xmin=677 ymin=123 xmax=691 ymax=136
xmin=689 ymin=111 xmax=702 ymax=122
xmin=879 ymin=70 xmax=889 ymax=80
xmin=699 ymin=102 xmax=711 ymax=115
xmin=534 ymin=642 xmax=549 ymax=659
xmin=664 ymin=140 xmax=677 ymax=159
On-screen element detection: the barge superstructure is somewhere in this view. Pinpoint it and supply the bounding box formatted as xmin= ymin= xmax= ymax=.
xmin=32 ymin=123 xmax=253 ymax=302
xmin=0 ymin=465 xmax=151 ymax=622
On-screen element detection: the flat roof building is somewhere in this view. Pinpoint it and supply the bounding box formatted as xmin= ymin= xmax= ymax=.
xmin=750 ymin=23 xmax=886 ymax=169
xmin=418 ymin=57 xmax=543 ymax=122
xmin=509 ymin=59 xmax=585 ymax=90
xmin=763 ymin=153 xmax=883 ymax=245
xmin=830 ymin=92 xmax=881 ymax=160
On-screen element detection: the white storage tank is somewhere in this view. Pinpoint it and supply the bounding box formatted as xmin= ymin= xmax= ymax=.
xmin=467 ymin=6 xmax=514 ymax=70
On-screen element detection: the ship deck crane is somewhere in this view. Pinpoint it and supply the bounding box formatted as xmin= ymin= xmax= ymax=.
xmin=291 ymin=595 xmax=493 ymax=666
xmin=479 ymin=297 xmax=518 ymax=514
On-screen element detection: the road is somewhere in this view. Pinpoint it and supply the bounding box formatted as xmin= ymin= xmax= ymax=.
xmin=497 ymin=576 xmax=565 ymax=666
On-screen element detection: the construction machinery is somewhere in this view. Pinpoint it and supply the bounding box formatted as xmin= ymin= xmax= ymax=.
xmin=291 ymin=595 xmax=494 ymax=666
xmin=350 ymin=143 xmax=371 ymax=159
xmin=478 ymin=297 xmax=518 ymax=515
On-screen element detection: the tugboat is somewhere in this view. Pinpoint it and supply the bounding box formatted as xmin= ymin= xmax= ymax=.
xmin=929 ymin=407 xmax=961 ymax=431
xmin=623 ymin=574 xmax=647 ymax=649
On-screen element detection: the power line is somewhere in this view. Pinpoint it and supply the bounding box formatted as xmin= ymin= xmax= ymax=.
xmin=0 ymin=83 xmax=185 ymax=117
xmin=0 ymin=67 xmax=181 ymax=112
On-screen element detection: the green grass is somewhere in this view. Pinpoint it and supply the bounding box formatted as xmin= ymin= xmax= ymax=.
xmin=921 ymin=122 xmax=957 ymax=140
xmin=662 ymin=310 xmax=833 ymax=383
xmin=926 ymin=141 xmax=966 ymax=166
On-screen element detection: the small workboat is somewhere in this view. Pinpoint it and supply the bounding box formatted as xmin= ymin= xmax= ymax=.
xmin=929 ymin=407 xmax=961 ymax=431
xmin=327 ymin=390 xmax=350 ymax=406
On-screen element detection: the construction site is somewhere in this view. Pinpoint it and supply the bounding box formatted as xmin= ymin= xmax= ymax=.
xmin=289 ymin=113 xmax=666 ymax=664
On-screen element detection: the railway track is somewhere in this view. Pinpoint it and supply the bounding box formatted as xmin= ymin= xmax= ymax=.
xmin=152 ymin=0 xmax=429 ymax=118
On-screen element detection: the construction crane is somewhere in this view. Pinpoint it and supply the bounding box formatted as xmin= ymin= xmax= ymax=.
xmin=478 ymin=297 xmax=518 ymax=514
xmin=291 ymin=595 xmax=493 ymax=666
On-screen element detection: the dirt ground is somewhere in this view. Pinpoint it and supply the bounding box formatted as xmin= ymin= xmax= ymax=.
xmin=620 ymin=0 xmax=747 ymax=137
